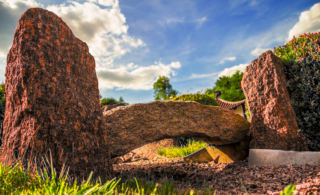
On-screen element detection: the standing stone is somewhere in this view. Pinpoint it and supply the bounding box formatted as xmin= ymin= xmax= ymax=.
xmin=241 ymin=50 xmax=309 ymax=151
xmin=2 ymin=8 xmax=113 ymax=180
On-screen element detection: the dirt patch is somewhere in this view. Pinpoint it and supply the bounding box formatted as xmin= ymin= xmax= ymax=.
xmin=113 ymin=159 xmax=320 ymax=195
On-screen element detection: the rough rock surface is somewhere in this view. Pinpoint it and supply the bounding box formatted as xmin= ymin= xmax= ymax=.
xmin=102 ymin=103 xmax=127 ymax=113
xmin=241 ymin=50 xmax=309 ymax=151
xmin=104 ymin=101 xmax=251 ymax=158
xmin=111 ymin=138 xmax=179 ymax=164
xmin=2 ymin=8 xmax=112 ymax=180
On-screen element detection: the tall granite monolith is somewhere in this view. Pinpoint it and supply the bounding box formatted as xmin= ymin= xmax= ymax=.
xmin=2 ymin=8 xmax=113 ymax=181
xmin=241 ymin=50 xmax=309 ymax=151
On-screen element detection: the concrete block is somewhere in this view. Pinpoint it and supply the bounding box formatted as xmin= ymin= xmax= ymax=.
xmin=248 ymin=149 xmax=320 ymax=166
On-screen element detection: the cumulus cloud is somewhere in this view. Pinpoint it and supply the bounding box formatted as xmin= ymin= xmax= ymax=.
xmin=0 ymin=0 xmax=145 ymax=69
xmin=218 ymin=64 xmax=248 ymax=78
xmin=287 ymin=3 xmax=320 ymax=42
xmin=250 ymin=47 xmax=271 ymax=56
xmin=87 ymin=0 xmax=119 ymax=7
xmin=45 ymin=0 xmax=145 ymax=68
xmin=97 ymin=61 xmax=181 ymax=90
xmin=216 ymin=56 xmax=236 ymax=65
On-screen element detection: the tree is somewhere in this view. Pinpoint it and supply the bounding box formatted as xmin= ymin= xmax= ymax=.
xmin=153 ymin=75 xmax=178 ymax=100
xmin=100 ymin=97 xmax=119 ymax=107
xmin=119 ymin=96 xmax=124 ymax=103
xmin=169 ymin=89 xmax=179 ymax=99
xmin=206 ymin=70 xmax=245 ymax=102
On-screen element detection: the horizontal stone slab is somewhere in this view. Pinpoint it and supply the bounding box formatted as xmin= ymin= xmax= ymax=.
xmin=248 ymin=149 xmax=320 ymax=166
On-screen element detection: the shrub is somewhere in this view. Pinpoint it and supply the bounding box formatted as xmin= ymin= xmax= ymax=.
xmin=171 ymin=94 xmax=219 ymax=106
xmin=100 ymin=97 xmax=119 ymax=107
xmin=274 ymin=32 xmax=320 ymax=151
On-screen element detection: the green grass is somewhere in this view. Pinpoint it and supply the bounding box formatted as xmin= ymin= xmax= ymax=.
xmin=157 ymin=139 xmax=207 ymax=158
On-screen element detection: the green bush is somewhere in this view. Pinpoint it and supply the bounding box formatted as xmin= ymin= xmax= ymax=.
xmin=274 ymin=32 xmax=320 ymax=64
xmin=274 ymin=32 xmax=320 ymax=151
xmin=171 ymin=94 xmax=219 ymax=106
xmin=205 ymin=70 xmax=245 ymax=102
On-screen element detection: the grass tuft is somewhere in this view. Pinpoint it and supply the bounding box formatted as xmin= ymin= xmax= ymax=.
xmin=157 ymin=139 xmax=207 ymax=158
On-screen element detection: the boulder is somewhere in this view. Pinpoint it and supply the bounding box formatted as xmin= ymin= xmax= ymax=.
xmin=104 ymin=101 xmax=251 ymax=158
xmin=2 ymin=8 xmax=112 ymax=180
xmin=241 ymin=50 xmax=309 ymax=151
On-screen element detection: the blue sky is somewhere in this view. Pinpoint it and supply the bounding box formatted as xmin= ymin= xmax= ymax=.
xmin=0 ymin=0 xmax=320 ymax=105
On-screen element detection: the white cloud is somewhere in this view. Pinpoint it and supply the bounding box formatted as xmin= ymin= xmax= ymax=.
xmin=96 ymin=61 xmax=181 ymax=90
xmin=189 ymin=72 xmax=219 ymax=79
xmin=169 ymin=61 xmax=181 ymax=69
xmin=287 ymin=3 xmax=320 ymax=42
xmin=218 ymin=64 xmax=249 ymax=78
xmin=126 ymin=62 xmax=139 ymax=71
xmin=166 ymin=18 xmax=185 ymax=24
xmin=216 ymin=56 xmax=236 ymax=65
xmin=88 ymin=0 xmax=119 ymax=7
xmin=250 ymin=47 xmax=271 ymax=56
xmin=121 ymin=35 xmax=145 ymax=48
xmin=166 ymin=16 xmax=207 ymax=27
xmin=1 ymin=0 xmax=43 ymax=9
xmin=194 ymin=16 xmax=207 ymax=25
xmin=44 ymin=0 xmax=145 ymax=69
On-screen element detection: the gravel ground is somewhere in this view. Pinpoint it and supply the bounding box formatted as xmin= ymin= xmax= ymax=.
xmin=113 ymin=158 xmax=320 ymax=195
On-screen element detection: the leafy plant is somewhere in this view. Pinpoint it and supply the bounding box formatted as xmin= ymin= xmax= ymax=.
xmin=279 ymin=185 xmax=295 ymax=195
xmin=100 ymin=97 xmax=129 ymax=107
xmin=171 ymin=94 xmax=219 ymax=106
xmin=274 ymin=31 xmax=320 ymax=151
xmin=274 ymin=32 xmax=320 ymax=64
xmin=153 ymin=75 xmax=179 ymax=100
xmin=205 ymin=70 xmax=245 ymax=102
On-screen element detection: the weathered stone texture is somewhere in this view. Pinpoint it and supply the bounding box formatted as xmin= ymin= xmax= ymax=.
xmin=104 ymin=101 xmax=251 ymax=158
xmin=2 ymin=8 xmax=112 ymax=180
xmin=111 ymin=138 xmax=179 ymax=164
xmin=102 ymin=103 xmax=127 ymax=113
xmin=241 ymin=50 xmax=309 ymax=151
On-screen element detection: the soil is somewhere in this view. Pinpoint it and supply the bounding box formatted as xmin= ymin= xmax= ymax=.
xmin=113 ymin=157 xmax=320 ymax=195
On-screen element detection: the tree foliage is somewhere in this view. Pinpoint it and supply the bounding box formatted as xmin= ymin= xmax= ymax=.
xmin=153 ymin=75 xmax=178 ymax=100
xmin=119 ymin=96 xmax=124 ymax=103
xmin=100 ymin=97 xmax=128 ymax=107
xmin=205 ymin=70 xmax=245 ymax=102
